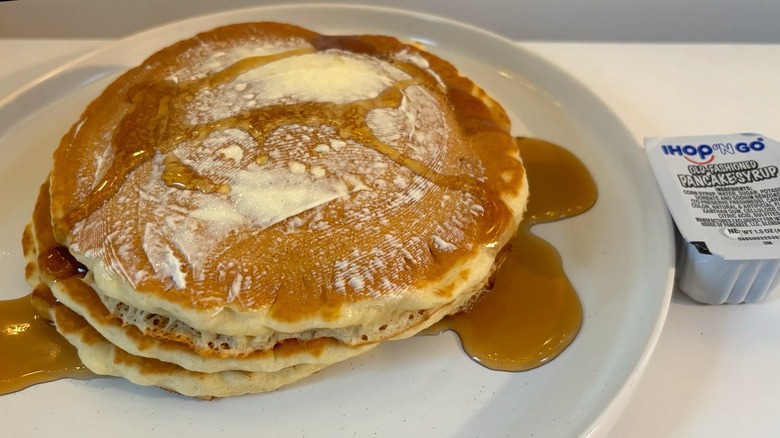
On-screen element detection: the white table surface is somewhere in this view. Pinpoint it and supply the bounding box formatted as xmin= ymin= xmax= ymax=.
xmin=1 ymin=38 xmax=779 ymax=437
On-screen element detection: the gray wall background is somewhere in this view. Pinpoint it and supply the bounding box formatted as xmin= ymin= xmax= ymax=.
xmin=1 ymin=0 xmax=780 ymax=42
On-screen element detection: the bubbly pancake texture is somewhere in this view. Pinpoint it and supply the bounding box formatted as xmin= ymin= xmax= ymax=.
xmin=25 ymin=182 xmax=362 ymax=394
xmin=32 ymin=22 xmax=527 ymax=396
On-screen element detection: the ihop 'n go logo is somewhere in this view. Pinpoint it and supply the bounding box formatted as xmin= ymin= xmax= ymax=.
xmin=661 ymin=137 xmax=766 ymax=165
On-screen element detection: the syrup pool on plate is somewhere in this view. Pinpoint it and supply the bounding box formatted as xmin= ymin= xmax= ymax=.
xmin=426 ymin=137 xmax=597 ymax=371
xmin=0 ymin=286 xmax=93 ymax=395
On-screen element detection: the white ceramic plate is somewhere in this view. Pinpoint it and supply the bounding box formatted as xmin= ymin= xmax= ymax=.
xmin=0 ymin=5 xmax=674 ymax=437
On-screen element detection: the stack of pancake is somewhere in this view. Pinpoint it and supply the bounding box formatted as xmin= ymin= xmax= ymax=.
xmin=22 ymin=22 xmax=528 ymax=398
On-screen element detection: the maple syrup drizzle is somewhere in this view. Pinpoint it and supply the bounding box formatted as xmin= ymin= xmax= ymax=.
xmin=426 ymin=137 xmax=597 ymax=371
xmin=0 ymin=287 xmax=94 ymax=395
xmin=161 ymin=153 xmax=231 ymax=194
xmin=37 ymin=245 xmax=88 ymax=280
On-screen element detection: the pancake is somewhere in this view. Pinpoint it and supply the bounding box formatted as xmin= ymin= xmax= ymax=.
xmin=27 ymin=180 xmax=375 ymax=376
xmin=27 ymin=279 xmax=327 ymax=398
xmin=27 ymin=22 xmax=528 ymax=397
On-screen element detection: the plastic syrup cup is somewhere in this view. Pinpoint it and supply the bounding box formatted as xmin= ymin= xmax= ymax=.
xmin=645 ymin=133 xmax=780 ymax=304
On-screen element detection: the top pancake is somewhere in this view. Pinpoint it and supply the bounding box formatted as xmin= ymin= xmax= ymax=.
xmin=48 ymin=22 xmax=527 ymax=338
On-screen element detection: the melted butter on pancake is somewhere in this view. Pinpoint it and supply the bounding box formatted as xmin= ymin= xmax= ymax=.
xmin=50 ymin=23 xmax=525 ymax=338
